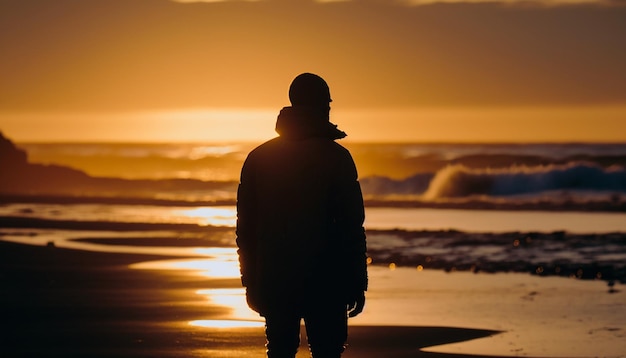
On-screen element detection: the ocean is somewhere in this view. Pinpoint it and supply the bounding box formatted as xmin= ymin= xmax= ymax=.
xmin=3 ymin=141 xmax=626 ymax=284
xmin=18 ymin=141 xmax=626 ymax=205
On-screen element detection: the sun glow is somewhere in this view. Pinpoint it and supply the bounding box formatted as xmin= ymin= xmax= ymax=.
xmin=3 ymin=105 xmax=625 ymax=143
xmin=0 ymin=108 xmax=277 ymax=143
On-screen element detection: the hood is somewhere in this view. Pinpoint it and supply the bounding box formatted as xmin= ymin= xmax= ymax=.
xmin=275 ymin=106 xmax=347 ymax=140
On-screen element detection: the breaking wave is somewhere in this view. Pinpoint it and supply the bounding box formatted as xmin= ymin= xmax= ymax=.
xmin=360 ymin=162 xmax=626 ymax=200
xmin=423 ymin=162 xmax=626 ymax=199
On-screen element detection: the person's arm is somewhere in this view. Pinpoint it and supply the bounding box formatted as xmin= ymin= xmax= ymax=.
xmin=236 ymin=157 xmax=257 ymax=289
xmin=332 ymin=151 xmax=368 ymax=316
xmin=343 ymin=178 xmax=368 ymax=317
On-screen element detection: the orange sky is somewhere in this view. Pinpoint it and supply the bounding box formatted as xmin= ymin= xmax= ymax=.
xmin=1 ymin=0 xmax=625 ymax=142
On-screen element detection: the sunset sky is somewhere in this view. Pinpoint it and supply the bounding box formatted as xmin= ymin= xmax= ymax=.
xmin=1 ymin=0 xmax=625 ymax=143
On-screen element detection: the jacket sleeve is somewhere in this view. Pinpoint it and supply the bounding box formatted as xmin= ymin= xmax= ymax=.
xmin=332 ymin=152 xmax=368 ymax=293
xmin=236 ymin=156 xmax=257 ymax=288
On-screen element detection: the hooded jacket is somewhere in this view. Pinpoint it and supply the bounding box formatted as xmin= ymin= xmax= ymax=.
xmin=236 ymin=106 xmax=367 ymax=315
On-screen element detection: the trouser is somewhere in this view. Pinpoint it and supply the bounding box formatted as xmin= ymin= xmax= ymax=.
xmin=264 ymin=301 xmax=347 ymax=358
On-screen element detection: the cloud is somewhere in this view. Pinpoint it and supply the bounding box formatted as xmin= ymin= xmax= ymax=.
xmin=405 ymin=0 xmax=617 ymax=5
xmin=171 ymin=0 xmax=347 ymax=2
xmin=172 ymin=0 xmax=260 ymax=2
xmin=171 ymin=0 xmax=621 ymax=4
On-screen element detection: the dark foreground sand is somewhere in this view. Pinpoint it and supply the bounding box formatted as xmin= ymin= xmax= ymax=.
xmin=0 ymin=241 xmax=522 ymax=358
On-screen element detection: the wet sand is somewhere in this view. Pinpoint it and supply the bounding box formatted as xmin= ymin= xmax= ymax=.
xmin=0 ymin=241 xmax=510 ymax=358
xmin=0 ymin=242 xmax=493 ymax=357
xmin=1 ymin=239 xmax=625 ymax=357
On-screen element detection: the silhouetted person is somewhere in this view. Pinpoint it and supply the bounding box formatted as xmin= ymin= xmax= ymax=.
xmin=236 ymin=73 xmax=368 ymax=358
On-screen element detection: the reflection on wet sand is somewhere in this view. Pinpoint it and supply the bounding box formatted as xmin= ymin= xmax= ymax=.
xmin=191 ymin=288 xmax=264 ymax=328
xmin=130 ymin=255 xmax=265 ymax=329
xmin=129 ymin=247 xmax=239 ymax=278
xmin=130 ymin=252 xmax=240 ymax=279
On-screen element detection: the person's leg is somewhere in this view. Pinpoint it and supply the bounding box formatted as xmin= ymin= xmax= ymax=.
xmin=264 ymin=312 xmax=302 ymax=358
xmin=303 ymin=302 xmax=347 ymax=358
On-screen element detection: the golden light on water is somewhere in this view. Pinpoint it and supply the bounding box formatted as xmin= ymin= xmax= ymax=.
xmin=174 ymin=207 xmax=236 ymax=227
xmin=189 ymin=320 xmax=264 ymax=328
xmin=185 ymin=145 xmax=239 ymax=160
xmin=133 ymin=258 xmax=240 ymax=278
xmin=130 ymin=248 xmax=240 ymax=279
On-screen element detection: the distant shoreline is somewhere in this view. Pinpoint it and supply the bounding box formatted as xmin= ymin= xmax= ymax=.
xmin=2 ymin=193 xmax=626 ymax=212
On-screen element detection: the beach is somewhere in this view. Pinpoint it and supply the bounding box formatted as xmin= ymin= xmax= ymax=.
xmin=2 ymin=137 xmax=626 ymax=357
xmin=1 ymin=235 xmax=624 ymax=358
xmin=1 ymin=0 xmax=626 ymax=354
xmin=0 ymin=240 xmax=494 ymax=358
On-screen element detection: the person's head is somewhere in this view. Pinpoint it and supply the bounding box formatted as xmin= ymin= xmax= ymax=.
xmin=288 ymin=73 xmax=332 ymax=110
